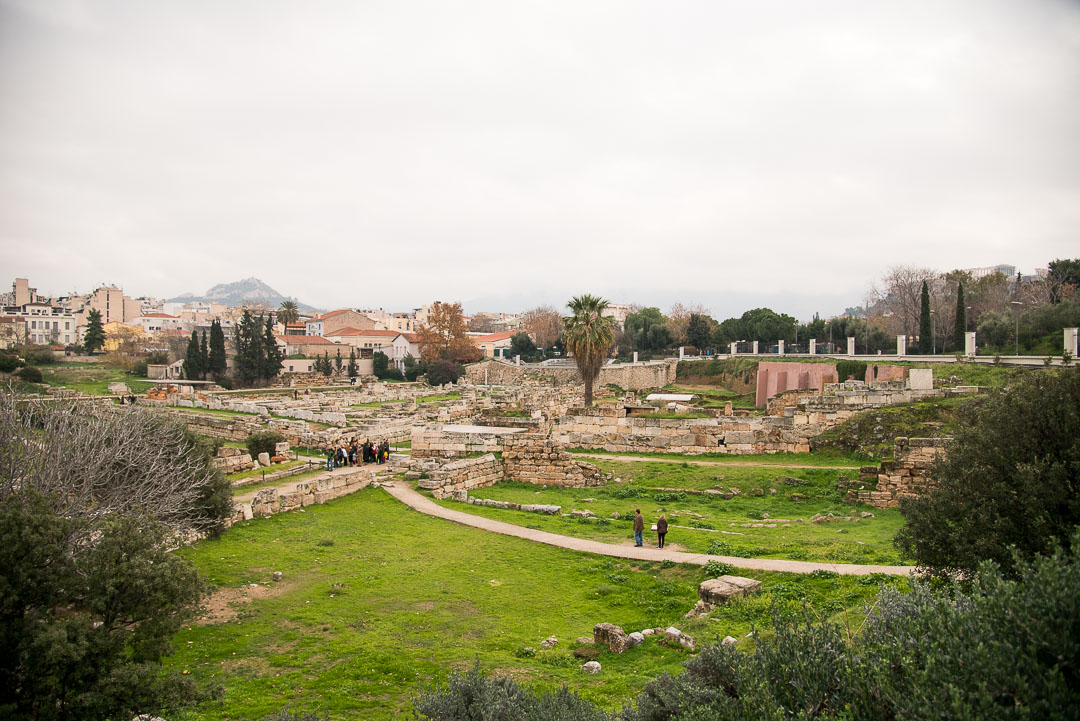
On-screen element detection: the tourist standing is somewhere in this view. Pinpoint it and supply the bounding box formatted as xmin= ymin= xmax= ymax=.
xmin=633 ymin=509 xmax=644 ymax=547
xmin=656 ymin=514 xmax=668 ymax=549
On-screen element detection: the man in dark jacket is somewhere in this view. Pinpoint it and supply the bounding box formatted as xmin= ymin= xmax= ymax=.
xmin=633 ymin=509 xmax=644 ymax=547
xmin=657 ymin=514 xmax=668 ymax=549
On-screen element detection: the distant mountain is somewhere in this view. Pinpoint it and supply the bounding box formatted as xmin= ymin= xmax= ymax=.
xmin=169 ymin=277 xmax=320 ymax=313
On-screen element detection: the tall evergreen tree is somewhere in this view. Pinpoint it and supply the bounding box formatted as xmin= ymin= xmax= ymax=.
xmin=199 ymin=331 xmax=209 ymax=380
xmin=208 ymin=320 xmax=227 ymax=377
xmin=918 ymin=281 xmax=932 ymax=354
xmin=262 ymin=316 xmax=283 ymax=382
xmin=953 ymin=283 xmax=966 ymax=352
xmin=334 ymin=348 xmax=343 ymax=372
xmin=320 ymin=351 xmax=332 ymax=377
xmin=347 ymin=348 xmax=358 ymax=378
xmin=184 ymin=331 xmax=203 ymax=380
xmin=83 ymin=309 xmax=105 ymax=354
xmin=234 ymin=311 xmax=262 ymax=386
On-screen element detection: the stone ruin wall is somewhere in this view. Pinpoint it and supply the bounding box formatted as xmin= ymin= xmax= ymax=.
xmin=414 ymin=433 xmax=609 ymax=499
xmin=418 ymin=454 xmax=504 ymax=499
xmin=501 ymin=433 xmax=609 ymax=487
xmin=552 ymin=404 xmax=856 ymax=455
xmin=845 ymin=437 xmax=948 ymax=508
xmin=463 ymin=359 xmax=678 ymax=391
xmin=410 ymin=428 xmax=506 ymax=459
xmin=230 ymin=466 xmax=375 ymax=525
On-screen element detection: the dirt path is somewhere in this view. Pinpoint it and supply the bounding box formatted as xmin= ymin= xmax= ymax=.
xmin=382 ymin=483 xmax=912 ymax=576
xmin=571 ymin=453 xmax=863 ymax=470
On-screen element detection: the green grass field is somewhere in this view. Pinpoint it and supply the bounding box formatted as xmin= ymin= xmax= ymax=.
xmin=428 ymin=460 xmax=907 ymax=566
xmin=170 ymin=489 xmax=904 ymax=719
xmin=38 ymin=362 xmax=153 ymax=395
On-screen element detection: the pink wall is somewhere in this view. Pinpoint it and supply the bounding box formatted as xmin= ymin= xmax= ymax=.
xmin=755 ymin=362 xmax=838 ymax=407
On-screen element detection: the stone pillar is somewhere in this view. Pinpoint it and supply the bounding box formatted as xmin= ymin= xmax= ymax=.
xmin=679 ymin=346 xmax=685 ymax=359
xmin=755 ymin=366 xmax=769 ymax=407
xmin=515 ymin=355 xmax=521 ymax=366
xmin=777 ymin=339 xmax=785 ymax=355
xmin=730 ymin=342 xmax=738 ymax=355
xmin=724 ymin=401 xmax=733 ymax=416
xmin=965 ymin=331 xmax=976 ymax=357
xmin=847 ymin=337 xmax=855 ymax=356
xmin=809 ymin=339 xmax=817 ymax=355
xmin=897 ymin=335 xmax=907 ymax=356
xmin=633 ymin=351 xmax=638 ymax=363
xmin=752 ymin=340 xmax=759 ymax=354
xmin=1066 ymin=328 xmax=1079 ymax=358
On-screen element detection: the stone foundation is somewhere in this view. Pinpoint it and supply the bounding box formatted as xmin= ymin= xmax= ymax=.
xmin=211 ymin=446 xmax=255 ymax=473
xmin=418 ymin=454 xmax=504 ymax=499
xmin=230 ymin=466 xmax=375 ymax=524
xmin=502 ymin=434 xmax=609 ymax=486
xmin=552 ymin=405 xmax=855 ymax=455
xmin=846 ymin=437 xmax=948 ymax=508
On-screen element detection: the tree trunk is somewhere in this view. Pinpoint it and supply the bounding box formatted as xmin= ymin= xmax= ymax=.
xmin=584 ymin=376 xmax=594 ymax=407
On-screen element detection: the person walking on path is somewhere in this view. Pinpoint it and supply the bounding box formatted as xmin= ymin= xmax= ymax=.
xmin=656 ymin=514 xmax=668 ymax=549
xmin=633 ymin=509 xmax=644 ymax=547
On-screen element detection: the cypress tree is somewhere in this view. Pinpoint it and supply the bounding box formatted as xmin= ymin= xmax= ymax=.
xmin=953 ymin=283 xmax=966 ymax=353
xmin=199 ymin=331 xmax=209 ymax=380
xmin=83 ymin=309 xmax=106 ymax=354
xmin=918 ymin=281 xmax=932 ymax=355
xmin=347 ymin=348 xmax=358 ymax=378
xmin=320 ymin=351 xmax=332 ymax=377
xmin=334 ymin=348 xmax=343 ymax=372
xmin=234 ymin=311 xmax=262 ymax=386
xmin=262 ymin=316 xmax=283 ymax=381
xmin=208 ymin=320 xmax=227 ymax=377
xmin=184 ymin=331 xmax=202 ymax=380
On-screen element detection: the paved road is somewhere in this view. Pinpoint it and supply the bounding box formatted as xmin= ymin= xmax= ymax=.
xmin=382 ymin=483 xmax=913 ymax=576
xmin=570 ymin=453 xmax=864 ymax=470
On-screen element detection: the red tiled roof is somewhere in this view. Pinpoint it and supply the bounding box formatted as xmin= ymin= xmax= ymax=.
xmin=275 ymin=334 xmax=336 ymax=345
xmin=309 ymin=309 xmax=354 ymax=322
xmin=327 ymin=328 xmax=400 ymax=338
xmin=396 ymin=333 xmax=419 ymax=342
xmin=473 ymin=331 xmax=515 ymax=343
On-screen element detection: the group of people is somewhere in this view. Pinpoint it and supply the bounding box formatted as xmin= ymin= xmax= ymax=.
xmin=633 ymin=509 xmax=668 ymax=549
xmin=325 ymin=439 xmax=390 ymax=470
xmin=117 ymin=395 xmax=138 ymax=405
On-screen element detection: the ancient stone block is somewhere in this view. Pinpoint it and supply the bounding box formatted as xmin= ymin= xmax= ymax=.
xmin=699 ymin=576 xmax=763 ymax=605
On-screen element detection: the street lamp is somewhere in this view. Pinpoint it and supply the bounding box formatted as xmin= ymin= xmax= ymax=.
xmin=1011 ymin=301 xmax=1023 ymax=356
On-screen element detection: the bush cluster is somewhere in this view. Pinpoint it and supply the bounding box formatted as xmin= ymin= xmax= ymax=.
xmin=246 ymin=430 xmax=286 ymax=459
xmin=410 ymin=537 xmax=1080 ymax=720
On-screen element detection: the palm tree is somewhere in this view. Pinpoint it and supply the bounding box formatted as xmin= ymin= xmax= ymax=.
xmin=563 ymin=294 xmax=616 ymax=407
xmin=277 ymin=300 xmax=299 ymax=325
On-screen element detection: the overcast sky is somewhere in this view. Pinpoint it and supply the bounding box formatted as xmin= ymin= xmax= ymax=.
xmin=1 ymin=0 xmax=1078 ymax=319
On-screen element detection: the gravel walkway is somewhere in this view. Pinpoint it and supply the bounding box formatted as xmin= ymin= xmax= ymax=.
xmin=382 ymin=483 xmax=913 ymax=577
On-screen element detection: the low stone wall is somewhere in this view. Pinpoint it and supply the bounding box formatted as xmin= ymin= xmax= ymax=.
xmin=464 ymin=359 xmax=678 ymax=391
xmin=212 ymin=446 xmax=255 ymax=473
xmin=846 ymin=437 xmax=948 ymax=508
xmin=415 ymin=434 xmax=610 ymax=498
xmin=411 ymin=428 xmax=510 ymax=458
xmin=175 ymin=411 xmax=264 ymax=442
xmin=417 ymin=454 xmax=504 ymax=499
xmin=552 ymin=405 xmax=855 ymax=455
xmin=502 ymin=434 xmax=609 ymax=486
xmin=229 ymin=466 xmax=375 ymax=524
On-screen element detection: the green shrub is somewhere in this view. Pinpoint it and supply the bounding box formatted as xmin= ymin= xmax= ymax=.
xmin=652 ymin=492 xmax=685 ymax=503
xmin=22 ymin=348 xmax=57 ymax=365
xmin=513 ymin=646 xmax=537 ymax=659
xmin=0 ymin=355 xmax=24 ymax=373
xmin=659 ymin=560 xmax=676 ymax=569
xmin=808 ymin=569 xmax=838 ymax=579
xmin=703 ymin=560 xmax=734 ymax=577
xmin=835 ymin=359 xmax=867 ymax=382
xmin=16 ymin=366 xmax=43 ymax=383
xmin=707 ymin=539 xmax=734 ymax=556
xmin=245 ymin=430 xmax=286 ymax=459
